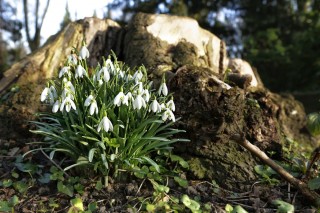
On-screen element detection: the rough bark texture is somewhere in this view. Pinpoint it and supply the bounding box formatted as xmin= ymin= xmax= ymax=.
xmin=0 ymin=13 xmax=316 ymax=190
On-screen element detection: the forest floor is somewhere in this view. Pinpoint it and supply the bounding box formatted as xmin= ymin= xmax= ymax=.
xmin=0 ymin=137 xmax=319 ymax=212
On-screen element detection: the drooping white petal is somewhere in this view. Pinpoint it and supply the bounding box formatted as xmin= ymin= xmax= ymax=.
xmin=142 ymin=89 xmax=150 ymax=102
xmin=122 ymin=95 xmax=129 ymax=106
xmin=67 ymin=54 xmax=78 ymax=65
xmin=79 ymin=46 xmax=90 ymax=59
xmin=49 ymin=86 xmax=58 ymax=99
xmin=65 ymin=81 xmax=75 ymax=94
xmin=166 ymin=100 xmax=175 ymax=111
xmin=103 ymin=68 xmax=110 ymax=82
xmin=133 ymin=70 xmax=143 ymax=83
xmin=162 ymin=109 xmax=175 ymax=122
xmin=105 ymin=59 xmax=115 ymax=74
xmin=158 ymin=83 xmax=168 ymax=96
xmin=84 ymin=95 xmax=94 ymax=107
xmin=59 ymin=66 xmax=70 ymax=78
xmin=40 ymin=87 xmax=49 ymax=102
xmin=114 ymin=92 xmax=125 ymax=106
xmin=52 ymin=100 xmax=60 ymax=113
xmin=149 ymin=99 xmax=161 ymax=113
xmin=89 ymin=100 xmax=98 ymax=115
xmin=60 ymin=97 xmax=76 ymax=112
xmin=133 ymin=95 xmax=146 ymax=110
xmin=126 ymin=92 xmax=133 ymax=101
xmin=60 ymin=98 xmax=66 ymax=112
xmin=75 ymin=65 xmax=86 ymax=78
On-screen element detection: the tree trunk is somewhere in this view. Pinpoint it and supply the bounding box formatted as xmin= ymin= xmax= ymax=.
xmin=0 ymin=13 xmax=316 ymax=191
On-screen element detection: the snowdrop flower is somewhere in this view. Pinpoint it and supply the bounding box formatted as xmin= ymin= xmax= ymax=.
xmin=126 ymin=92 xmax=133 ymax=102
xmin=98 ymin=66 xmax=110 ymax=82
xmin=162 ymin=109 xmax=175 ymax=122
xmin=75 ymin=65 xmax=86 ymax=78
xmin=166 ymin=100 xmax=175 ymax=111
xmin=40 ymin=86 xmax=58 ymax=104
xmin=67 ymin=54 xmax=78 ymax=65
xmin=59 ymin=66 xmax=70 ymax=78
xmin=125 ymin=74 xmax=133 ymax=82
xmin=89 ymin=100 xmax=98 ymax=115
xmin=133 ymin=94 xmax=146 ymax=110
xmin=65 ymin=81 xmax=75 ymax=94
xmin=158 ymin=82 xmax=168 ymax=96
xmin=142 ymin=89 xmax=150 ymax=102
xmin=84 ymin=95 xmax=99 ymax=115
xmin=114 ymin=91 xmax=128 ymax=106
xmin=79 ymin=45 xmax=90 ymax=60
xmin=60 ymin=96 xmax=76 ymax=112
xmin=49 ymin=86 xmax=58 ymax=99
xmin=133 ymin=70 xmax=143 ymax=83
xmin=105 ymin=59 xmax=115 ymax=74
xmin=52 ymin=99 xmax=61 ymax=113
xmin=97 ymin=115 xmax=113 ymax=132
xmin=40 ymin=87 xmax=49 ymax=102
xmin=160 ymin=103 xmax=166 ymax=110
xmin=149 ymin=99 xmax=161 ymax=113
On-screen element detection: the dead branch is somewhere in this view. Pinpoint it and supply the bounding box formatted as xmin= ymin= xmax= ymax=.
xmin=231 ymin=134 xmax=320 ymax=208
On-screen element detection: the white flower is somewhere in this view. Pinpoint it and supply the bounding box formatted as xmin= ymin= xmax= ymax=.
xmin=166 ymin=100 xmax=175 ymax=111
xmin=40 ymin=87 xmax=49 ymax=102
xmin=158 ymin=82 xmax=168 ymax=96
xmin=133 ymin=94 xmax=146 ymax=110
xmin=49 ymin=86 xmax=58 ymax=100
xmin=84 ymin=95 xmax=94 ymax=106
xmin=89 ymin=100 xmax=98 ymax=115
xmin=79 ymin=45 xmax=90 ymax=60
xmin=114 ymin=92 xmax=128 ymax=106
xmin=133 ymin=70 xmax=143 ymax=83
xmin=52 ymin=100 xmax=61 ymax=113
xmin=98 ymin=66 xmax=110 ymax=82
xmin=126 ymin=92 xmax=133 ymax=102
xmin=59 ymin=66 xmax=70 ymax=78
xmin=149 ymin=99 xmax=161 ymax=113
xmin=41 ymin=86 xmax=57 ymax=104
xmin=162 ymin=109 xmax=175 ymax=122
xmin=97 ymin=116 xmax=113 ymax=132
xmin=60 ymin=96 xmax=76 ymax=112
xmin=125 ymin=74 xmax=133 ymax=82
xmin=105 ymin=59 xmax=115 ymax=74
xmin=142 ymin=89 xmax=150 ymax=102
xmin=67 ymin=54 xmax=78 ymax=65
xmin=75 ymin=65 xmax=86 ymax=78
xmin=65 ymin=81 xmax=75 ymax=94
xmin=84 ymin=95 xmax=98 ymax=115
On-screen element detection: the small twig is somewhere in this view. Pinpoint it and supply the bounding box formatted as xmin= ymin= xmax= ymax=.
xmin=231 ymin=134 xmax=320 ymax=208
xmin=135 ymin=178 xmax=146 ymax=197
xmin=40 ymin=147 xmax=70 ymax=178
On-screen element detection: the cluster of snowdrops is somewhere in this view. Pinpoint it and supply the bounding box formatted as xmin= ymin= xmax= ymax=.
xmin=33 ymin=44 xmax=187 ymax=182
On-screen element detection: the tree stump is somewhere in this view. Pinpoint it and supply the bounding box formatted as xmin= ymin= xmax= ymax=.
xmin=0 ymin=13 xmax=315 ymax=190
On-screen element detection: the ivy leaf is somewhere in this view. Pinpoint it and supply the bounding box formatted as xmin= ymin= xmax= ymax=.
xmin=57 ymin=181 xmax=74 ymax=197
xmin=271 ymin=199 xmax=294 ymax=213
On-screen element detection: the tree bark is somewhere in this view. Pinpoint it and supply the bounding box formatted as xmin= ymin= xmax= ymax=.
xmin=0 ymin=14 xmax=316 ymax=198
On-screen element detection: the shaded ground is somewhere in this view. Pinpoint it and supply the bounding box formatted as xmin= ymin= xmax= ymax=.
xmin=0 ymin=136 xmax=318 ymax=212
